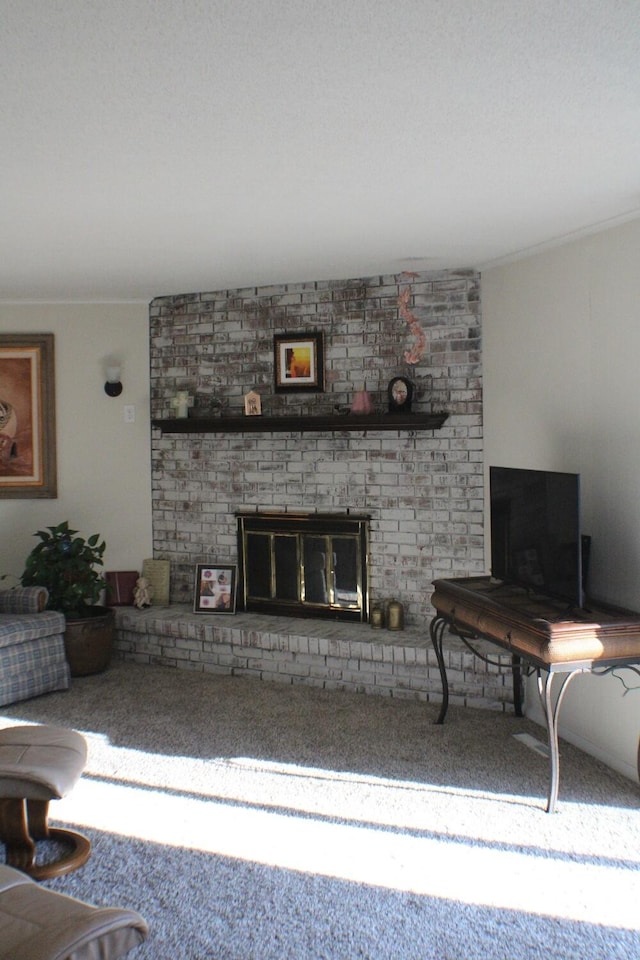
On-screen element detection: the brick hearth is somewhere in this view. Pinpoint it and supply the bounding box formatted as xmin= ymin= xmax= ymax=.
xmin=113 ymin=607 xmax=515 ymax=712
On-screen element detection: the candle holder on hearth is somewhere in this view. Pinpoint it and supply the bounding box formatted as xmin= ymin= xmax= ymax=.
xmin=386 ymin=599 xmax=405 ymax=631
xmin=370 ymin=604 xmax=385 ymax=628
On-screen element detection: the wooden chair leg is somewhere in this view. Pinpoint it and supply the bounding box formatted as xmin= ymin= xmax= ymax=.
xmin=0 ymin=797 xmax=37 ymax=873
xmin=26 ymin=798 xmax=50 ymax=840
xmin=0 ymin=796 xmax=91 ymax=880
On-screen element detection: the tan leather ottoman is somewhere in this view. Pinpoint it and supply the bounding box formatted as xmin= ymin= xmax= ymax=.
xmin=0 ymin=725 xmax=90 ymax=880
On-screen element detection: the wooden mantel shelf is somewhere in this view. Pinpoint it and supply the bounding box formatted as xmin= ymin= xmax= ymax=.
xmin=152 ymin=412 xmax=449 ymax=434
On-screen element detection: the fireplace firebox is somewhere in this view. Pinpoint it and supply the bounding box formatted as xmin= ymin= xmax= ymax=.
xmin=237 ymin=512 xmax=370 ymax=622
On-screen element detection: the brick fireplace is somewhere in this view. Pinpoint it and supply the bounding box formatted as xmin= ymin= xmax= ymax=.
xmin=149 ymin=269 xmax=484 ymax=626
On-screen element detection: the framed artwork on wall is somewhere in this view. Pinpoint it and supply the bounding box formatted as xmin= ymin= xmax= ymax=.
xmin=273 ymin=332 xmax=324 ymax=393
xmin=193 ymin=563 xmax=237 ymax=613
xmin=0 ymin=333 xmax=57 ymax=499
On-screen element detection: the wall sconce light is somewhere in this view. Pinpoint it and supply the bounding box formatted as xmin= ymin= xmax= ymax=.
xmin=104 ymin=365 xmax=123 ymax=397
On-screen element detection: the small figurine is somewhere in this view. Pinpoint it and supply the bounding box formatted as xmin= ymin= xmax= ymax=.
xmin=133 ymin=576 xmax=153 ymax=609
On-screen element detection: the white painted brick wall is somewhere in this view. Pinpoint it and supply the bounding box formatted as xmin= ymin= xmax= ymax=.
xmin=149 ymin=269 xmax=483 ymax=625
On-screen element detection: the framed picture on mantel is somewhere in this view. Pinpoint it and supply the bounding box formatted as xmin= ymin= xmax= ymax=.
xmin=274 ymin=332 xmax=324 ymax=393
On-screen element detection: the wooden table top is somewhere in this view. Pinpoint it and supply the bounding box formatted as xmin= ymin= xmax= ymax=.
xmin=431 ymin=577 xmax=640 ymax=667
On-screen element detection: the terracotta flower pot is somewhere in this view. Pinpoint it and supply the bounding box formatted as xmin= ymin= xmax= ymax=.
xmin=63 ymin=606 xmax=115 ymax=677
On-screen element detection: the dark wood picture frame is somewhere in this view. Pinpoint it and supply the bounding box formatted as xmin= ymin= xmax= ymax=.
xmin=193 ymin=563 xmax=237 ymax=613
xmin=0 ymin=333 xmax=57 ymax=499
xmin=274 ymin=332 xmax=324 ymax=393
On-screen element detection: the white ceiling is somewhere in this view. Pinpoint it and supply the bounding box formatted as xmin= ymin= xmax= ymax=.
xmin=2 ymin=0 xmax=640 ymax=303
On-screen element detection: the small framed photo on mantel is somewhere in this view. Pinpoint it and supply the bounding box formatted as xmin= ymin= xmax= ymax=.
xmin=274 ymin=332 xmax=324 ymax=393
xmin=244 ymin=389 xmax=262 ymax=416
xmin=193 ymin=563 xmax=237 ymax=614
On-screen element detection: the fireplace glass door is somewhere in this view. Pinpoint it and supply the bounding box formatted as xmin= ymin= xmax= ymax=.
xmin=237 ymin=513 xmax=369 ymax=621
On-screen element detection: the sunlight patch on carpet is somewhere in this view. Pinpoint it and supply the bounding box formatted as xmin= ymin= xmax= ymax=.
xmin=52 ymin=766 xmax=640 ymax=932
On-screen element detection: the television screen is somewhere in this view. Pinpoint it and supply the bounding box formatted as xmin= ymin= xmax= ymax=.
xmin=490 ymin=466 xmax=584 ymax=609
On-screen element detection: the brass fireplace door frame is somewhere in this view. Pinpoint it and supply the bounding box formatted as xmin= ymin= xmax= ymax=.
xmin=237 ymin=512 xmax=370 ymax=622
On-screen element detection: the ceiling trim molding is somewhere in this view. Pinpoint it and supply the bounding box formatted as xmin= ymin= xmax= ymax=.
xmin=478 ymin=209 xmax=640 ymax=272
xmin=0 ymin=299 xmax=151 ymax=306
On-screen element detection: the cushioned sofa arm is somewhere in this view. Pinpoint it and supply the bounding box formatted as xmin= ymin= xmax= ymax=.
xmin=0 ymin=864 xmax=148 ymax=960
xmin=0 ymin=587 xmax=49 ymax=614
xmin=5 ymin=904 xmax=149 ymax=960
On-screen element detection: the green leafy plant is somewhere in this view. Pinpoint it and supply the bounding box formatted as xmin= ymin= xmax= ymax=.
xmin=20 ymin=520 xmax=107 ymax=618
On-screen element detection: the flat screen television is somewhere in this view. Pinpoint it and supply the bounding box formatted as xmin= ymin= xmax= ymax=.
xmin=489 ymin=466 xmax=584 ymax=609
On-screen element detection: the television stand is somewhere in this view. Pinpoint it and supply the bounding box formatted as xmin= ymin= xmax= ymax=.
xmin=430 ymin=577 xmax=640 ymax=812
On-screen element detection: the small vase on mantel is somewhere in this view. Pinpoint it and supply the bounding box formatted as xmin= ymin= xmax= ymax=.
xmin=350 ymin=388 xmax=374 ymax=414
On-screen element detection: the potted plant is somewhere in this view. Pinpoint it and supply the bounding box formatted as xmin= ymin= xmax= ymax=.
xmin=20 ymin=520 xmax=115 ymax=676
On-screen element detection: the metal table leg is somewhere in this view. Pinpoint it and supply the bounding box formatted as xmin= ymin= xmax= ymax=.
xmin=429 ymin=615 xmax=449 ymax=724
xmin=431 ymin=614 xmax=584 ymax=812
xmin=430 ymin=615 xmax=523 ymax=724
xmin=536 ymin=668 xmax=582 ymax=813
xmin=512 ymin=654 xmax=524 ymax=717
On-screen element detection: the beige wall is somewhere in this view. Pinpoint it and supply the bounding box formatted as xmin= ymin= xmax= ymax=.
xmin=0 ymin=303 xmax=153 ymax=581
xmin=483 ymin=217 xmax=640 ymax=782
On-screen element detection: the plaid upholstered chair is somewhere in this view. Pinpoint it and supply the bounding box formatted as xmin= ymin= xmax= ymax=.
xmin=0 ymin=587 xmax=70 ymax=706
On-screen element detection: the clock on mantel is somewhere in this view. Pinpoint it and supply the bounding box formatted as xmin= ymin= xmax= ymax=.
xmin=152 ymin=411 xmax=449 ymax=435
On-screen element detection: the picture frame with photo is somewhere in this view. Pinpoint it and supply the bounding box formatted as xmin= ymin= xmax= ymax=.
xmin=273 ymin=332 xmax=324 ymax=393
xmin=193 ymin=563 xmax=237 ymax=613
xmin=0 ymin=333 xmax=57 ymax=499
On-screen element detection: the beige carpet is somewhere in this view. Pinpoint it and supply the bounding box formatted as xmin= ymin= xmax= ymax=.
xmin=1 ymin=661 xmax=639 ymax=959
